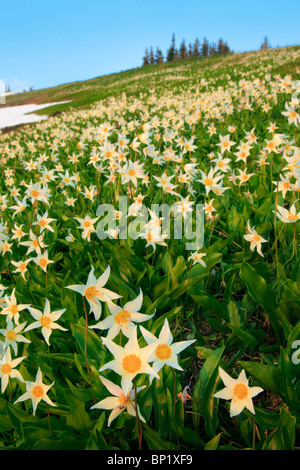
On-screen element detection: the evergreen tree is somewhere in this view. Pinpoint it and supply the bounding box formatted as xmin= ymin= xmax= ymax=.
xmin=260 ymin=36 xmax=271 ymax=50
xmin=193 ymin=38 xmax=200 ymax=57
xmin=142 ymin=48 xmax=150 ymax=65
xmin=179 ymin=39 xmax=187 ymax=60
xmin=166 ymin=33 xmax=176 ymax=62
xmin=201 ymin=37 xmax=209 ymax=57
xmin=209 ymin=42 xmax=217 ymax=56
xmin=155 ymin=47 xmax=164 ymax=64
xmin=149 ymin=46 xmax=155 ymax=65
xmin=217 ymin=38 xmax=224 ymax=55
xmin=223 ymin=41 xmax=230 ymax=54
xmin=188 ymin=42 xmax=193 ymax=58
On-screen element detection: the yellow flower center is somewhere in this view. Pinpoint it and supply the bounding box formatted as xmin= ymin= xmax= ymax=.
xmin=10 ymin=305 xmax=18 ymax=315
xmin=122 ymin=354 xmax=141 ymax=374
xmin=19 ymin=263 xmax=26 ymax=271
xmin=39 ymin=258 xmax=48 ymax=268
xmin=83 ymin=221 xmax=91 ymax=228
xmin=6 ymin=330 xmax=16 ymax=341
xmin=39 ymin=220 xmax=47 ymax=227
xmin=33 ymin=240 xmax=39 ymax=247
xmin=118 ymin=392 xmax=130 ymax=407
xmin=31 ymin=190 xmax=39 ymax=198
xmin=128 ymin=169 xmax=136 ymax=177
xmin=155 ymin=344 xmax=172 ymax=361
xmin=84 ymin=286 xmax=100 ymax=303
xmin=114 ymin=309 xmax=131 ymax=325
xmin=233 ymin=383 xmax=248 ymax=400
xmin=204 ymin=178 xmax=213 ymax=187
xmin=252 ymin=234 xmax=261 ymax=242
xmin=32 ymin=385 xmax=44 ymax=398
xmin=40 ymin=316 xmax=51 ymax=328
xmin=1 ymin=363 xmax=12 ymax=374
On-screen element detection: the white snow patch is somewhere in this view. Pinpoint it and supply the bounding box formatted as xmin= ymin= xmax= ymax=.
xmin=0 ymin=101 xmax=70 ymax=129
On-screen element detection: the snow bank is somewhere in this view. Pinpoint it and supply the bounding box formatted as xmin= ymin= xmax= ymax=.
xmin=0 ymin=102 xmax=70 ymax=129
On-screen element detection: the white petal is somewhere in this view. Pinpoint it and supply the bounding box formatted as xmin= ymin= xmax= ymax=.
xmin=99 ymin=376 xmax=123 ymax=397
xmin=219 ymin=367 xmax=236 ymax=387
xmin=124 ymin=289 xmax=143 ymax=314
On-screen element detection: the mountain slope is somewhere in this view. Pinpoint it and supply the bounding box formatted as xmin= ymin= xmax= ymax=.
xmin=2 ymin=46 xmax=300 ymax=122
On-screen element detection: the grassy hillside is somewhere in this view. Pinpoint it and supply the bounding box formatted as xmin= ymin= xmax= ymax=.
xmin=0 ymin=44 xmax=299 ymax=450
xmin=2 ymin=46 xmax=300 ymax=122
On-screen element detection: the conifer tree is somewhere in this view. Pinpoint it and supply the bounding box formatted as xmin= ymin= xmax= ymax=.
xmin=209 ymin=42 xmax=217 ymax=56
xmin=260 ymin=36 xmax=271 ymax=50
xmin=193 ymin=38 xmax=201 ymax=57
xmin=179 ymin=39 xmax=187 ymax=60
xmin=201 ymin=37 xmax=209 ymax=57
xmin=223 ymin=41 xmax=230 ymax=54
xmin=149 ymin=47 xmax=155 ymax=65
xmin=217 ymin=38 xmax=224 ymax=55
xmin=155 ymin=47 xmax=164 ymax=64
xmin=166 ymin=33 xmax=176 ymax=62
xmin=142 ymin=48 xmax=150 ymax=65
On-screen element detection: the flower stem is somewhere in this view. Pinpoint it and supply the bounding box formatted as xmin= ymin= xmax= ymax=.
xmin=171 ymin=368 xmax=180 ymax=447
xmin=134 ymin=378 xmax=143 ymax=450
xmin=82 ymin=297 xmax=96 ymax=403
xmin=47 ymin=404 xmax=52 ymax=435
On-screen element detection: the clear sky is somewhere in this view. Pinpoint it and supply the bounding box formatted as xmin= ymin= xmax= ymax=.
xmin=1 ymin=0 xmax=299 ymax=93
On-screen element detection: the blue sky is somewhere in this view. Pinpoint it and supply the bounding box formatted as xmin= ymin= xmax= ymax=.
xmin=1 ymin=0 xmax=299 ymax=93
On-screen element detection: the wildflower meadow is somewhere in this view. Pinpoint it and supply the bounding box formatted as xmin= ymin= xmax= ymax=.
xmin=0 ymin=45 xmax=299 ymax=451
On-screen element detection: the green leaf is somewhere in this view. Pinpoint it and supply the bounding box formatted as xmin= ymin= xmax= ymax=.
xmin=262 ymin=405 xmax=296 ymax=450
xmin=228 ymin=325 xmax=258 ymax=351
xmin=238 ymin=361 xmax=280 ymax=394
xmin=193 ymin=346 xmax=225 ymax=437
xmin=151 ymin=372 xmax=168 ymax=438
xmin=240 ymin=261 xmax=281 ymax=332
xmin=64 ymin=391 xmax=93 ymax=432
xmin=72 ymin=323 xmax=104 ymax=365
xmin=65 ymin=377 xmax=94 ymax=402
xmin=204 ymin=433 xmax=221 ymax=450
xmin=143 ymin=424 xmax=176 ymax=450
xmin=279 ymin=347 xmax=299 ymax=410
xmin=190 ymin=290 xmax=229 ymax=322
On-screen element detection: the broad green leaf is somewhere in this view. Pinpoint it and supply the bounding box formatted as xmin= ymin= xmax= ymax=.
xmin=240 ymin=261 xmax=281 ymax=332
xmin=189 ymin=290 xmax=229 ymax=322
xmin=143 ymin=423 xmax=176 ymax=450
xmin=193 ymin=346 xmax=225 ymax=437
xmin=238 ymin=360 xmax=280 ymax=394
xmin=64 ymin=390 xmax=93 ymax=432
xmin=262 ymin=405 xmax=296 ymax=450
xmin=204 ymin=433 xmax=221 ymax=450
